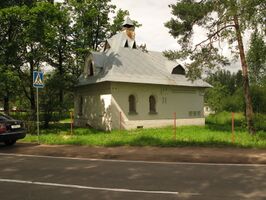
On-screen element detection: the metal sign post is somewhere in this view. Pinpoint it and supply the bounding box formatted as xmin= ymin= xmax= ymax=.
xmin=33 ymin=71 xmax=44 ymax=144
xmin=232 ymin=112 xmax=235 ymax=144
xmin=70 ymin=111 xmax=73 ymax=135
xmin=36 ymin=87 xmax=39 ymax=143
xmin=173 ymin=112 xmax=176 ymax=141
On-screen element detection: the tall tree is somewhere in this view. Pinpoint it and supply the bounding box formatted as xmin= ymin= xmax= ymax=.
xmin=206 ymin=70 xmax=242 ymax=95
xmin=41 ymin=2 xmax=74 ymax=111
xmin=0 ymin=66 xmax=20 ymax=114
xmin=205 ymin=70 xmax=244 ymax=112
xmin=0 ymin=3 xmax=59 ymax=121
xmin=0 ymin=6 xmax=29 ymax=114
xmin=247 ymin=32 xmax=266 ymax=85
xmin=165 ymin=0 xmax=265 ymax=134
xmin=70 ymin=0 xmax=115 ymax=51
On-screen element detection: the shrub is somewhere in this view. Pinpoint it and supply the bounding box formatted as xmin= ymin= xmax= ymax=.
xmin=254 ymin=113 xmax=266 ymax=131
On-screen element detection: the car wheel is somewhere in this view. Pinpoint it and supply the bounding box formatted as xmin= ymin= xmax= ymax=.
xmin=4 ymin=140 xmax=16 ymax=146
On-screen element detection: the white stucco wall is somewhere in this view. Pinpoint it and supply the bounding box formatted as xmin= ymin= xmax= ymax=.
xmin=110 ymin=82 xmax=205 ymax=129
xmin=74 ymin=82 xmax=112 ymax=131
xmin=74 ymin=82 xmax=206 ymax=130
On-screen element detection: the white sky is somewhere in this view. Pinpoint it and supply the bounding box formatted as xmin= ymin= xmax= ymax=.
xmin=112 ymin=0 xmax=177 ymax=52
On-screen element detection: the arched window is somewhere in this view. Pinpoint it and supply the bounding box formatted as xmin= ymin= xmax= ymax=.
xmin=128 ymin=95 xmax=136 ymax=114
xmin=149 ymin=95 xmax=157 ymax=114
xmin=89 ymin=62 xmax=94 ymax=76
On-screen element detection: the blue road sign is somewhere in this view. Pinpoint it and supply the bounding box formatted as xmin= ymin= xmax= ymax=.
xmin=33 ymin=71 xmax=44 ymax=88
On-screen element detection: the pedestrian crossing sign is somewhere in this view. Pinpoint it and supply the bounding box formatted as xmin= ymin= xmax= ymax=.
xmin=33 ymin=71 xmax=44 ymax=88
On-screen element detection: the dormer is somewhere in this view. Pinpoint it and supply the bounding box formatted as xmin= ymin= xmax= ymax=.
xmin=171 ymin=64 xmax=186 ymax=75
xmin=84 ymin=54 xmax=95 ymax=78
xmin=83 ymin=52 xmax=105 ymax=78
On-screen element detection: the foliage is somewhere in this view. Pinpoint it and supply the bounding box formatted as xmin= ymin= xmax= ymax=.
xmin=165 ymin=0 xmax=266 ymax=134
xmin=0 ymin=5 xmax=31 ymax=113
xmin=70 ymin=0 xmax=116 ymax=52
xmin=250 ymin=85 xmax=266 ymax=114
xmin=254 ymin=113 xmax=266 ymax=132
xmin=0 ymin=65 xmax=21 ymax=113
xmin=222 ymin=88 xmax=244 ymax=112
xmin=206 ymin=70 xmax=242 ymax=94
xmin=205 ymin=83 xmax=228 ymax=112
xmin=206 ymin=111 xmax=266 ymax=132
xmin=39 ymin=72 xmax=61 ymax=127
xmin=206 ymin=111 xmax=245 ymax=131
xmin=0 ymin=0 xmax=138 ymax=124
xmin=165 ymin=0 xmax=265 ymax=71
xmin=0 ymin=0 xmax=37 ymax=8
xmin=205 ymin=70 xmax=244 ymax=112
xmin=205 ymin=68 xmax=266 ymax=114
xmin=247 ymin=32 xmax=266 ymax=85
xmin=40 ymin=2 xmax=75 ymax=110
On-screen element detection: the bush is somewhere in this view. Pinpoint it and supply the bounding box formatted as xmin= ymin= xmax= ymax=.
xmin=222 ymin=89 xmax=244 ymax=112
xmin=206 ymin=111 xmax=266 ymax=132
xmin=254 ymin=113 xmax=266 ymax=131
xmin=206 ymin=111 xmax=244 ymax=125
xmin=251 ymin=86 xmax=266 ymax=114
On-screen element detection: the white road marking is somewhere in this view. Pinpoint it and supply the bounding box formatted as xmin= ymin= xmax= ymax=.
xmin=0 ymin=178 xmax=182 ymax=196
xmin=0 ymin=152 xmax=265 ymax=167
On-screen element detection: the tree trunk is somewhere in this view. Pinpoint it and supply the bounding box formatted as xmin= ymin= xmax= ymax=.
xmin=57 ymin=46 xmax=65 ymax=120
xmin=233 ymin=15 xmax=255 ymax=134
xmin=3 ymin=95 xmax=9 ymax=115
xmin=29 ymin=60 xmax=36 ymax=121
xmin=58 ymin=47 xmax=64 ymax=110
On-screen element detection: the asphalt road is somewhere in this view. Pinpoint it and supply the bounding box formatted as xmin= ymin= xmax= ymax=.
xmin=0 ymin=153 xmax=266 ymax=200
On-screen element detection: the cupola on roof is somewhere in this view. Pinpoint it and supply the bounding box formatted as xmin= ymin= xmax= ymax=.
xmin=104 ymin=16 xmax=137 ymax=52
xmin=122 ymin=17 xmax=134 ymax=28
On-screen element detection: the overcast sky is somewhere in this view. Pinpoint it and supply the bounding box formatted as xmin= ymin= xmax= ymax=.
xmin=112 ymin=0 xmax=177 ymax=52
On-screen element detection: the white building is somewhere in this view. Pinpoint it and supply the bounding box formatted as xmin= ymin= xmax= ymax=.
xmin=74 ymin=18 xmax=211 ymax=131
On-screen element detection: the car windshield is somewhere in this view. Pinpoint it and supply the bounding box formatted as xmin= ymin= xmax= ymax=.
xmin=0 ymin=113 xmax=14 ymax=121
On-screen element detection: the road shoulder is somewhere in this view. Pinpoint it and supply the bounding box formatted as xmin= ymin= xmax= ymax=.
xmin=1 ymin=142 xmax=266 ymax=164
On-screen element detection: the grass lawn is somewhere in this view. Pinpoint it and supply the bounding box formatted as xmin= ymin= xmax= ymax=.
xmin=22 ymin=122 xmax=266 ymax=148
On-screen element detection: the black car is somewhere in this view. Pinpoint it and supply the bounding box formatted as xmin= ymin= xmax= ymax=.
xmin=0 ymin=113 xmax=26 ymax=146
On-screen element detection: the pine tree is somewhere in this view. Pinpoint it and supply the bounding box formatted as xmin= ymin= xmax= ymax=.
xmin=165 ymin=0 xmax=265 ymax=134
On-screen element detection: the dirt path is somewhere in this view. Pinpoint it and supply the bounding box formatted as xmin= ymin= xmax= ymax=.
xmin=1 ymin=142 xmax=266 ymax=164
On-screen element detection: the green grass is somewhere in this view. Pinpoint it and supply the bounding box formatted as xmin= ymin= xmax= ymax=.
xmin=206 ymin=111 xmax=266 ymax=131
xmin=59 ymin=118 xmax=72 ymax=123
xmin=22 ymin=122 xmax=266 ymax=148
